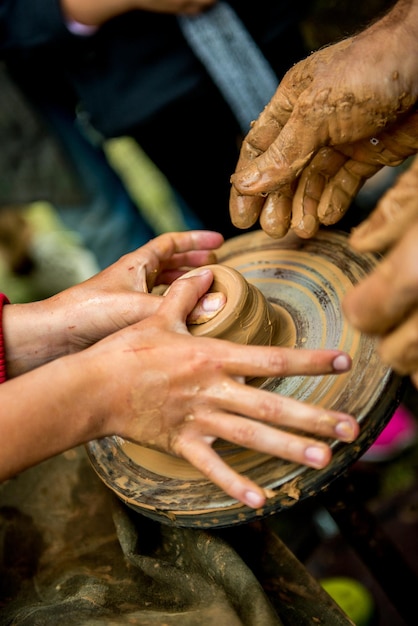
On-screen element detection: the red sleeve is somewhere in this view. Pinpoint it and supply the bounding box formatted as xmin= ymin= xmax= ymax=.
xmin=0 ymin=293 xmax=10 ymax=383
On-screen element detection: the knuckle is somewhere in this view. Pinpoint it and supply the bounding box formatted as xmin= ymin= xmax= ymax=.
xmin=233 ymin=420 xmax=260 ymax=445
xmin=257 ymin=395 xmax=283 ymax=422
xmin=168 ymin=418 xmax=197 ymax=450
xmin=265 ymin=350 xmax=288 ymax=372
xmin=197 ymin=457 xmax=221 ymax=482
xmin=168 ymin=429 xmax=187 ymax=456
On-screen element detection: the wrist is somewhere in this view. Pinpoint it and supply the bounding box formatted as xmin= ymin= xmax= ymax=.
xmin=363 ymin=0 xmax=418 ymax=54
xmin=61 ymin=346 xmax=121 ymax=443
xmin=0 ymin=351 xmax=110 ymax=481
xmin=2 ymin=299 xmax=70 ymax=377
xmin=52 ymin=350 xmax=111 ymax=441
xmin=352 ymin=0 xmax=418 ymax=109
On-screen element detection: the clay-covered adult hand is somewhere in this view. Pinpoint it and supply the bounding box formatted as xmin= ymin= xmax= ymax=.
xmin=75 ymin=269 xmax=358 ymax=507
xmin=3 ymin=230 xmax=225 ymax=376
xmin=343 ymin=156 xmax=418 ymax=387
xmin=230 ymin=0 xmax=418 ymax=239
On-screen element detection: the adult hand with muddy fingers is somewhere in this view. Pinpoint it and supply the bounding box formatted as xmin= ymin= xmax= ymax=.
xmin=96 ymin=268 xmax=359 ymax=509
xmin=230 ymin=0 xmax=418 ymax=239
xmin=343 ymin=158 xmax=418 ymax=388
xmin=2 ymin=230 xmax=225 ymax=377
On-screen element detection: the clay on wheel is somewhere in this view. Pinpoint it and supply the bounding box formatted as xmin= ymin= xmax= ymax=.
xmin=86 ymin=230 xmax=403 ymax=528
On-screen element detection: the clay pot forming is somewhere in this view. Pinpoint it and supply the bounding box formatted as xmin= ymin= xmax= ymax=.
xmin=86 ymin=230 xmax=403 ymax=528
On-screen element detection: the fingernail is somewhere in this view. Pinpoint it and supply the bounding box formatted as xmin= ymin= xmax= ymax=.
xmin=201 ymin=292 xmax=226 ymax=312
xmin=235 ymin=167 xmax=261 ymax=190
xmin=332 ymin=354 xmax=351 ymax=371
xmin=305 ymin=446 xmax=327 ymax=467
xmin=335 ymin=420 xmax=357 ymax=442
xmin=244 ymin=490 xmax=265 ymax=508
xmin=295 ymin=214 xmax=317 ymax=237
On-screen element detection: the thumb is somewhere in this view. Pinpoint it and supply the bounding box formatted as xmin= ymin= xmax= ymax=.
xmin=160 ymin=268 xmax=215 ymax=328
xmin=350 ymin=158 xmax=418 ymax=252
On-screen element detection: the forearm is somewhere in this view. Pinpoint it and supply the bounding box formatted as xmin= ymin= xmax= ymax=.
xmin=2 ymin=300 xmax=71 ymax=378
xmin=59 ymin=0 xmax=215 ymax=26
xmin=0 ymin=351 xmax=105 ymax=481
xmin=60 ymin=0 xmax=139 ymax=25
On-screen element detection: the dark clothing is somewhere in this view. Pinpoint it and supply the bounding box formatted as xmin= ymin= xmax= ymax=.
xmin=1 ymin=1 xmax=311 ymax=132
xmin=1 ymin=0 xmax=312 ymax=238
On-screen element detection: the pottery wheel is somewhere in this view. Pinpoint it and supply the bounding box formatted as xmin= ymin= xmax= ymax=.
xmin=86 ymin=230 xmax=404 ymax=528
